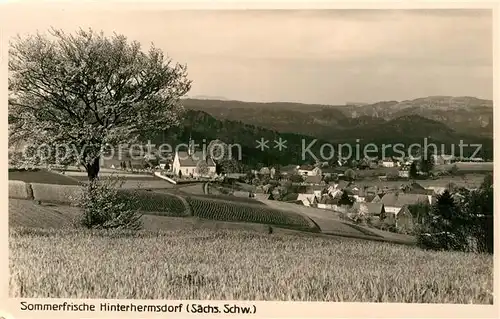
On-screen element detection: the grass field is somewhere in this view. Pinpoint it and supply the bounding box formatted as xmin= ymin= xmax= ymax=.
xmin=435 ymin=163 xmax=494 ymax=173
xmin=10 ymin=169 xmax=175 ymax=190
xmin=8 ymin=170 xmax=81 ymax=185
xmin=8 ymin=170 xmax=414 ymax=243
xmin=9 ymin=226 xmax=493 ymax=303
xmin=260 ymin=199 xmax=415 ymax=244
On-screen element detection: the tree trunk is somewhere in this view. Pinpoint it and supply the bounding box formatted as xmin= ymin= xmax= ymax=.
xmin=86 ymin=156 xmax=100 ymax=181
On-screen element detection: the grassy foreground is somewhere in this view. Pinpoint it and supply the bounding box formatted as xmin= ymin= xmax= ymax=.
xmin=9 ymin=227 xmax=493 ymax=303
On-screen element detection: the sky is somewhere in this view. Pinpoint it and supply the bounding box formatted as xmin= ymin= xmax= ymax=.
xmin=3 ymin=7 xmax=493 ymax=105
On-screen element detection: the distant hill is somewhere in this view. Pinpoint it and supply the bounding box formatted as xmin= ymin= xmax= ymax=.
xmin=339 ymin=96 xmax=493 ymax=137
xmin=146 ymin=109 xmax=493 ymax=166
xmin=190 ymin=95 xmax=230 ymax=101
xmin=181 ymin=96 xmax=493 ymax=139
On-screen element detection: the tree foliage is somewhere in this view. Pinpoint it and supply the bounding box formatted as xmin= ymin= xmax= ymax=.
xmin=289 ymin=174 xmax=304 ymax=183
xmin=74 ymin=177 xmax=143 ymax=231
xmin=419 ymin=148 xmax=434 ymax=175
xmin=195 ymin=160 xmax=209 ymax=176
xmin=344 ymin=168 xmax=356 ymax=181
xmin=9 ymin=28 xmax=191 ymax=179
xmin=409 ymin=162 xmax=418 ymax=179
xmin=417 ymin=175 xmax=493 ymax=253
xmin=339 ymin=191 xmax=353 ymax=206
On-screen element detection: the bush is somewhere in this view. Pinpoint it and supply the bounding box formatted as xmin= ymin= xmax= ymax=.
xmin=74 ymin=176 xmax=143 ymax=231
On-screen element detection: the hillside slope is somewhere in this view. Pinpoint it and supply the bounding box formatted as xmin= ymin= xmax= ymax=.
xmin=182 ymin=96 xmax=493 ymax=139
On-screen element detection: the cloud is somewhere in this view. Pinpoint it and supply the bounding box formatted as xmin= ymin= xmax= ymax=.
xmin=3 ymin=8 xmax=493 ymax=103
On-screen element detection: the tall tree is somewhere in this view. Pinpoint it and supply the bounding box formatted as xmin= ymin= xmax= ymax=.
xmin=419 ymin=148 xmax=434 ymax=175
xmin=195 ymin=160 xmax=209 ymax=177
xmin=417 ymin=190 xmax=470 ymax=251
xmin=339 ymin=191 xmax=353 ymax=206
xmin=465 ymin=174 xmax=493 ymax=253
xmin=9 ymin=28 xmax=191 ymax=180
xmin=409 ymin=161 xmax=418 ymax=179
xmin=344 ymin=168 xmax=356 ymax=181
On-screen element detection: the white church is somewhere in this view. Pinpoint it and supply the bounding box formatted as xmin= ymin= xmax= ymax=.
xmin=171 ymin=140 xmax=216 ymax=178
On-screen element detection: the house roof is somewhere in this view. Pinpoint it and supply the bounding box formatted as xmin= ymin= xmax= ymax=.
xmin=403 ymin=182 xmax=433 ymax=195
xmin=259 ymin=167 xmax=271 ymax=174
xmin=370 ymin=195 xmax=382 ymax=203
xmin=280 ymin=164 xmax=299 ymax=172
xmin=297 ymin=193 xmax=317 ymax=205
xmin=298 ymin=164 xmax=315 ymax=171
xmin=408 ymin=182 xmax=425 ymax=190
xmin=365 ymin=186 xmax=379 ymax=193
xmin=379 ymin=192 xmax=429 ymax=207
xmin=321 ymin=167 xmax=338 ymax=173
xmin=335 ymin=180 xmax=350 ymax=190
xmin=319 ymin=195 xmax=339 ymax=205
xmin=365 ymin=194 xmax=376 ymax=203
xmin=397 ymin=205 xmax=412 ymax=216
xmin=176 ymin=151 xmax=216 ymax=167
xmin=304 ymin=175 xmax=322 ymax=185
xmin=353 ymin=202 xmax=385 ymax=215
xmin=426 ymin=186 xmax=447 ymax=195
xmin=282 ymin=192 xmax=300 ymax=201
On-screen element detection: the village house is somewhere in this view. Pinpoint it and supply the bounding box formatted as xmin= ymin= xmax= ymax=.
xmin=431 ymin=154 xmax=456 ymax=165
xmin=279 ymin=165 xmax=299 ymax=176
xmin=317 ymin=193 xmax=342 ymax=210
xmin=321 ymin=167 xmax=338 ymax=178
xmin=393 ymin=157 xmax=405 ymax=167
xmin=303 ymin=174 xmax=323 ymax=186
xmin=398 ymin=165 xmax=410 ymax=178
xmin=326 ymin=184 xmax=343 ymax=198
xmin=402 ymin=182 xmax=434 ymax=195
xmin=298 ymin=164 xmax=322 ymax=176
xmin=331 ymin=180 xmax=350 ymax=191
xmin=403 ymin=155 xmax=419 ymax=166
xmin=345 ymin=184 xmax=366 ymax=202
xmin=352 ymin=202 xmax=386 ymax=219
xmin=425 ymin=186 xmax=447 ymax=195
xmin=383 ymin=205 xmax=414 ymax=231
xmin=172 ymin=144 xmax=216 ymax=178
xmin=376 ymin=192 xmax=430 ymax=214
xmin=303 ymin=185 xmax=325 ymax=199
xmin=380 ymin=157 xmax=395 ymax=168
xmin=284 ymin=193 xmax=318 ymax=207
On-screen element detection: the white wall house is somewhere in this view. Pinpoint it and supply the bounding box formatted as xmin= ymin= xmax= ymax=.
xmin=399 ymin=165 xmax=410 ymax=178
xmin=172 ymin=149 xmax=216 ymax=178
xmin=381 ymin=158 xmax=395 ymax=168
xmin=296 ymin=193 xmax=318 ymax=207
xmin=298 ymin=165 xmax=322 ymax=176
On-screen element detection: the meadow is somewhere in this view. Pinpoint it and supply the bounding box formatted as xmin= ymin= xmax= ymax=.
xmin=7 ymin=169 xmax=493 ymax=304
xmin=9 ymin=227 xmax=493 ymax=303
